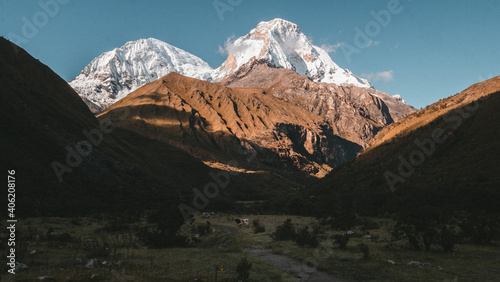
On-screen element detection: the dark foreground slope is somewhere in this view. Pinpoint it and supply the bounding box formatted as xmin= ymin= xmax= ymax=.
xmin=0 ymin=38 xmax=219 ymax=217
xmin=293 ymin=77 xmax=500 ymax=216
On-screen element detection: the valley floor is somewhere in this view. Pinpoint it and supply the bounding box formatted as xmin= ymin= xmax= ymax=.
xmin=1 ymin=214 xmax=499 ymax=281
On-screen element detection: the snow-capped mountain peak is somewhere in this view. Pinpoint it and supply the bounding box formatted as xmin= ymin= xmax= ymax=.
xmin=69 ymin=38 xmax=213 ymax=112
xmin=212 ymin=18 xmax=371 ymax=88
xmin=71 ymin=20 xmax=373 ymax=113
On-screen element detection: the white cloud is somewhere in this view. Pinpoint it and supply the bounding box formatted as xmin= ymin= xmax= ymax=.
xmin=217 ymin=34 xmax=236 ymax=56
xmin=320 ymin=42 xmax=344 ymax=53
xmin=361 ymin=70 xmax=394 ymax=82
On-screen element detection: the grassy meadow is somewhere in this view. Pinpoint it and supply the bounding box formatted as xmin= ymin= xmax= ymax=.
xmin=1 ymin=213 xmax=499 ymax=281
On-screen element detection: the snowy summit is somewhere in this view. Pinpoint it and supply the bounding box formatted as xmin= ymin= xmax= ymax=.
xmin=212 ymin=18 xmax=371 ymax=88
xmin=69 ymin=38 xmax=213 ymax=112
xmin=70 ymin=19 xmax=373 ymax=113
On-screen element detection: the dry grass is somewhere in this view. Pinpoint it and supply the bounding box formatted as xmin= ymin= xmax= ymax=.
xmin=1 ymin=215 xmax=499 ymax=281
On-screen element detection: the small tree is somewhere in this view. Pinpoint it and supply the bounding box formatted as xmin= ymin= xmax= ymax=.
xmin=360 ymin=243 xmax=370 ymax=259
xmin=460 ymin=211 xmax=500 ymax=245
xmin=295 ymin=226 xmax=320 ymax=247
xmin=439 ymin=225 xmax=458 ymax=253
xmin=252 ymin=220 xmax=266 ymax=234
xmin=136 ymin=203 xmax=187 ymax=248
xmin=271 ymin=219 xmax=296 ymax=241
xmin=334 ymin=234 xmax=350 ymax=250
xmin=236 ymin=257 xmax=252 ymax=282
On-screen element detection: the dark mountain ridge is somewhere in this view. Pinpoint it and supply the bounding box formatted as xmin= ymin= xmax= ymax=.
xmin=292 ymin=76 xmax=500 ymax=216
xmin=0 ymin=38 xmax=218 ymax=217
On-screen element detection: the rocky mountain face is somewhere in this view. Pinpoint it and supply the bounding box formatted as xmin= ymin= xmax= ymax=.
xmin=212 ymin=18 xmax=371 ymax=88
xmin=69 ymin=38 xmax=213 ymax=112
xmin=100 ymin=73 xmax=362 ymax=178
xmin=221 ymin=60 xmax=416 ymax=147
xmin=67 ymin=18 xmax=416 ymax=179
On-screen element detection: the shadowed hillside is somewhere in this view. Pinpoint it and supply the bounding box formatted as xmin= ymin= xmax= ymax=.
xmin=281 ymin=77 xmax=500 ymax=217
xmin=0 ymin=38 xmax=220 ymax=217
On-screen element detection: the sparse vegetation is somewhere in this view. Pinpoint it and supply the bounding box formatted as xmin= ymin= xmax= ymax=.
xmin=236 ymin=257 xmax=252 ymax=282
xmin=460 ymin=211 xmax=500 ymax=244
xmin=271 ymin=219 xmax=297 ymax=241
xmin=136 ymin=203 xmax=187 ymax=248
xmin=2 ymin=214 xmax=499 ymax=282
xmin=357 ymin=217 xmax=381 ymax=232
xmin=252 ymin=219 xmax=266 ymax=234
xmin=271 ymin=219 xmax=321 ymax=247
xmin=83 ymin=240 xmax=112 ymax=258
xmin=295 ymin=225 xmax=320 ymax=247
xmin=392 ymin=206 xmax=459 ymax=253
xmin=360 ymin=243 xmax=370 ymax=259
xmin=196 ymin=221 xmax=212 ymax=236
xmin=334 ymin=233 xmax=350 ymax=250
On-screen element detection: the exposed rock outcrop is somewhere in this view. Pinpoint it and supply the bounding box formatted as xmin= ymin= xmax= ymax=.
xmin=100 ymin=73 xmax=362 ymax=177
xmin=221 ymin=61 xmax=416 ymax=147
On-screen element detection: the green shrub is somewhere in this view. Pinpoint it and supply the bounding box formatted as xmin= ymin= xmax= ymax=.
xmin=460 ymin=212 xmax=500 ymax=245
xmin=83 ymin=241 xmax=111 ymax=258
xmin=356 ymin=217 xmax=380 ymax=231
xmin=254 ymin=225 xmax=266 ymax=234
xmin=334 ymin=234 xmax=350 ymax=249
xmin=236 ymin=257 xmax=252 ymax=282
xmin=136 ymin=225 xmax=186 ymax=248
xmin=136 ymin=202 xmax=188 ymax=248
xmin=295 ymin=226 xmax=319 ymax=247
xmin=196 ymin=221 xmax=211 ymax=236
xmin=271 ymin=219 xmax=296 ymax=241
xmin=360 ymin=243 xmax=369 ymax=259
xmin=252 ymin=219 xmax=266 ymax=234
xmin=439 ymin=225 xmax=458 ymax=253
xmin=252 ymin=219 xmax=260 ymax=227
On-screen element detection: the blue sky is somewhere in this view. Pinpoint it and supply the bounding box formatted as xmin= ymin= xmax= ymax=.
xmin=1 ymin=0 xmax=499 ymax=109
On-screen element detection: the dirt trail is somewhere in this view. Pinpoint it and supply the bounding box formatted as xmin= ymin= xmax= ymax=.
xmin=244 ymin=248 xmax=351 ymax=282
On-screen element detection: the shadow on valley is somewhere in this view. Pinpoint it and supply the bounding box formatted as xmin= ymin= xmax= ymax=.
xmin=103 ymin=103 xmax=362 ymax=182
xmin=265 ymin=90 xmax=500 ymax=253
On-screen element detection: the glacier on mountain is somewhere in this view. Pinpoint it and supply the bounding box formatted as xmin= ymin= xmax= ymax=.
xmin=212 ymin=18 xmax=372 ymax=88
xmin=70 ymin=19 xmax=374 ymax=112
xmin=69 ymin=38 xmax=213 ymax=112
